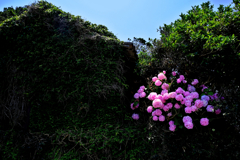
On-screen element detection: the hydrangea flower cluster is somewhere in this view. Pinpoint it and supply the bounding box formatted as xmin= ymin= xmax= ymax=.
xmin=130 ymin=71 xmax=223 ymax=132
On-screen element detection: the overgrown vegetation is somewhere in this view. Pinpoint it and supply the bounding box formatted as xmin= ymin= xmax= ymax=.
xmin=0 ymin=0 xmax=240 ymax=159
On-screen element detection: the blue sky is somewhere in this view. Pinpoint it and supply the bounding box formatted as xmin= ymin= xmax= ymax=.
xmin=0 ymin=0 xmax=237 ymax=57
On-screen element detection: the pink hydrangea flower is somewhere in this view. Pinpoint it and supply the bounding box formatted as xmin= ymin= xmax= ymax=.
xmin=163 ymin=71 xmax=166 ymax=74
xmin=138 ymin=88 xmax=144 ymax=93
xmin=161 ymin=89 xmax=168 ymax=95
xmin=195 ymin=100 xmax=204 ymax=108
xmin=174 ymin=103 xmax=181 ymax=109
xmin=159 ymin=115 xmax=165 ymax=121
xmin=184 ymin=121 xmax=194 ymax=129
xmin=177 ymin=78 xmax=181 ymax=83
xmin=153 ymin=99 xmax=164 ymax=108
xmin=185 ymin=100 xmax=192 ymax=107
xmin=191 ymin=92 xmax=199 ymax=99
xmin=200 ymin=118 xmax=209 ymax=126
xmin=163 ymin=105 xmax=169 ymax=112
xmin=183 ymin=80 xmax=187 ymax=83
xmin=169 ymin=120 xmax=174 ymax=125
xmin=176 ymin=94 xmax=184 ymax=101
xmin=183 ymin=116 xmax=192 ymax=123
xmin=169 ymin=125 xmax=176 ymax=131
xmin=166 ymin=103 xmax=173 ymax=109
xmin=132 ymin=113 xmax=139 ymax=120
xmin=139 ymin=86 xmax=145 ymax=90
xmin=167 ymin=112 xmax=172 ymax=117
xmin=191 ymin=79 xmax=199 ymax=85
xmin=152 ymin=110 xmax=156 ymax=116
xmin=139 ymin=92 xmax=146 ymax=98
xmin=152 ymin=77 xmax=158 ymax=82
xmin=158 ymin=73 xmax=167 ymax=80
xmin=176 ymin=87 xmax=184 ymax=94
xmin=155 ymin=109 xmax=162 ymax=116
xmin=215 ymin=108 xmax=221 ymax=115
xmin=134 ymin=93 xmax=140 ymax=99
xmin=147 ymin=92 xmax=158 ymax=101
xmin=169 ymin=92 xmax=177 ymax=98
xmin=191 ymin=106 xmax=198 ymax=112
xmin=156 ymin=94 xmax=164 ymax=102
xmin=155 ymin=80 xmax=162 ymax=86
xmin=179 ymin=75 xmax=185 ymax=81
xmin=184 ymin=91 xmax=190 ymax=97
xmin=185 ymin=106 xmax=192 ymax=114
xmin=185 ymin=95 xmax=193 ymax=101
xmin=162 ymin=83 xmax=169 ymax=90
xmin=153 ymin=116 xmax=158 ymax=121
xmin=172 ymin=71 xmax=176 ymax=76
xmin=180 ymin=98 xmax=186 ymax=104
xmin=147 ymin=106 xmax=153 ymax=113
xmin=163 ymin=93 xmax=170 ymax=100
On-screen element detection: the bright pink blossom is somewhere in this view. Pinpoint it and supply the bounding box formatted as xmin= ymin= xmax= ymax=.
xmin=155 ymin=80 xmax=162 ymax=86
xmin=179 ymin=75 xmax=185 ymax=81
xmin=147 ymin=92 xmax=158 ymax=101
xmin=176 ymin=87 xmax=184 ymax=94
xmin=177 ymin=78 xmax=181 ymax=83
xmin=184 ymin=91 xmax=190 ymax=97
xmin=139 ymin=86 xmax=145 ymax=90
xmin=153 ymin=116 xmax=158 ymax=121
xmin=152 ymin=77 xmax=158 ymax=82
xmin=163 ymin=105 xmax=169 ymax=112
xmin=169 ymin=125 xmax=176 ymax=131
xmin=172 ymin=71 xmax=176 ymax=76
xmin=159 ymin=115 xmax=165 ymax=121
xmin=176 ymin=94 xmax=184 ymax=101
xmin=134 ymin=93 xmax=140 ymax=99
xmin=147 ymin=106 xmax=153 ymax=113
xmin=169 ymin=92 xmax=177 ymax=98
xmin=195 ymin=100 xmax=204 ymax=108
xmin=185 ymin=106 xmax=192 ymax=114
xmin=191 ymin=106 xmax=198 ymax=112
xmin=161 ymin=89 xmax=168 ymax=95
xmin=191 ymin=79 xmax=199 ymax=85
xmin=185 ymin=100 xmax=192 ymax=107
xmin=152 ymin=110 xmax=156 ymax=116
xmin=183 ymin=116 xmax=192 ymax=123
xmin=152 ymin=99 xmax=164 ymax=108
xmin=162 ymin=83 xmax=169 ymax=90
xmin=169 ymin=120 xmax=174 ymax=126
xmin=184 ymin=121 xmax=193 ymax=129
xmin=155 ymin=109 xmax=162 ymax=116
xmin=191 ymin=92 xmax=199 ymax=99
xmin=174 ymin=103 xmax=181 ymax=109
xmin=200 ymin=118 xmax=209 ymax=126
xmin=158 ymin=73 xmax=167 ymax=80
xmin=139 ymin=92 xmax=146 ymax=98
